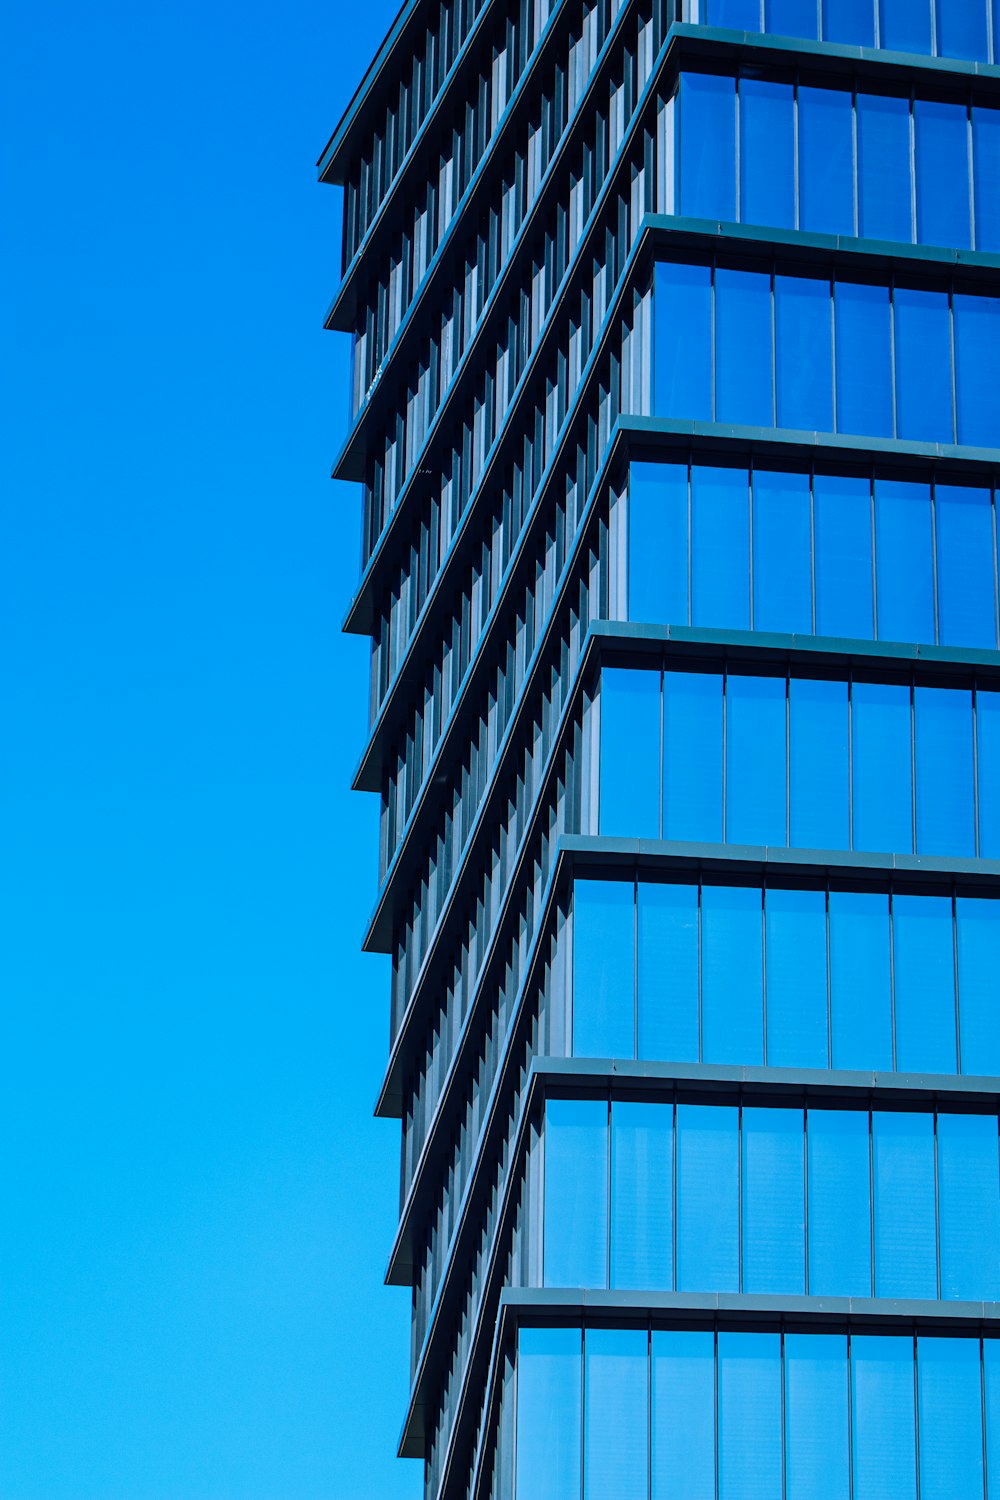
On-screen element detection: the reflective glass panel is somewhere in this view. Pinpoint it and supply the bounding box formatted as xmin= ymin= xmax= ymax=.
xmin=517 ymin=1328 xmax=582 ymax=1500
xmin=936 ymin=484 xmax=996 ymax=649
xmin=938 ymin=1112 xmax=1000 ymax=1299
xmin=740 ymin=79 xmax=794 ymax=228
xmin=973 ymin=107 xmax=1000 ymax=252
xmin=852 ymin=681 xmax=913 ymax=854
xmin=835 ymin=282 xmax=893 ymax=438
xmin=790 ymin=677 xmax=849 ymax=850
xmin=611 ymin=1102 xmax=673 ymax=1290
xmin=638 ymin=882 xmax=699 ymax=1062
xmin=938 ymin=0 xmax=990 ymax=60
xmin=767 ymin=0 xmax=820 ymax=34
xmin=706 ymin=0 xmax=762 ymax=26
xmin=677 ymin=1104 xmax=739 ymax=1291
xmin=915 ymin=686 xmax=976 ymax=858
xmin=954 ymin=292 xmax=1000 ymax=448
xmin=544 ymin=1099 xmax=608 ymax=1287
xmin=654 ymin=262 xmax=712 ymax=421
xmin=798 ymin=85 xmax=854 ymax=237
xmin=664 ymin=670 xmax=724 ymax=842
xmin=823 ymin=0 xmax=876 ymax=45
xmin=679 ymin=72 xmax=737 ymax=221
xmin=956 ymin=896 xmax=1000 ymax=1075
xmin=726 ymin=674 xmax=786 ymax=846
xmin=692 ymin=465 xmax=750 ymax=630
xmin=718 ymin=1332 xmax=782 ymax=1500
xmin=584 ymin=1329 xmax=648 ymax=1500
xmin=858 ymin=93 xmax=912 ymax=244
xmin=775 ymin=275 xmax=833 ymax=433
xmin=879 ymin=0 xmax=932 ymax=52
xmin=765 ymin=887 xmax=828 ymax=1068
xmin=851 ymin=1335 xmax=918 ymax=1500
xmin=752 ymin=468 xmax=811 ymax=632
xmin=628 ymin=461 xmax=688 ymax=627
xmin=895 ymin=286 xmax=954 ymax=443
xmin=601 ymin=668 xmax=660 ymax=837
xmin=893 ymin=893 xmax=958 ymax=1073
xmin=701 ymin=884 xmax=763 ymax=1065
xmin=573 ymin=880 xmax=635 ymax=1059
xmin=651 ymin=1330 xmax=715 ymax=1500
xmin=875 ymin=479 xmax=934 ymax=644
xmin=785 ymin=1334 xmax=851 ymax=1500
xmin=985 ymin=1338 xmax=1000 ymax=1496
xmin=918 ymin=1337 xmax=985 ymax=1500
xmin=742 ymin=1106 xmax=805 ymax=1292
xmin=829 ymin=890 xmax=893 ymax=1070
xmin=807 ymin=1108 xmax=872 ymax=1296
xmin=814 ymin=472 xmax=874 ymax=639
xmin=716 ymin=268 xmax=772 ymax=427
xmin=978 ymin=689 xmax=1000 ymax=857
xmin=915 ymin=99 xmax=972 ymax=249
xmin=873 ymin=1111 xmax=936 ymax=1298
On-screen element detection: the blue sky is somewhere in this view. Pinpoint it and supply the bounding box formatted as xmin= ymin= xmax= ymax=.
xmin=0 ymin=1 xmax=420 ymax=1495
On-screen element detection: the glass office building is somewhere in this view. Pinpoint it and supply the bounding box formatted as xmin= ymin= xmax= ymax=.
xmin=322 ymin=1 xmax=1000 ymax=1496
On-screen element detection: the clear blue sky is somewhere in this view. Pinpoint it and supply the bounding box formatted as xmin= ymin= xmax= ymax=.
xmin=0 ymin=2 xmax=421 ymax=1496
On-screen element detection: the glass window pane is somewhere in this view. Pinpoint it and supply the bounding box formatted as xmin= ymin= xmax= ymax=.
xmin=798 ymin=85 xmax=854 ymax=237
xmin=517 ymin=1327 xmax=582 ymax=1500
xmin=954 ymin=291 xmax=1000 ymax=448
xmin=740 ymin=79 xmax=794 ymax=228
xmin=814 ymin=472 xmax=874 ymax=639
xmin=957 ymin=896 xmax=1000 ymax=1075
xmin=692 ymin=464 xmax=750 ymax=631
xmin=584 ymin=1329 xmax=648 ymax=1500
xmin=601 ymin=668 xmax=660 ymax=838
xmin=978 ymin=689 xmax=1000 ymax=857
xmin=785 ymin=1333 xmax=850 ymax=1500
xmin=767 ymin=0 xmax=820 ymax=34
xmin=973 ymin=107 xmax=1000 ymax=252
xmin=938 ymin=0 xmax=990 ymax=59
xmin=835 ymin=281 xmax=893 ymax=438
xmin=679 ymin=72 xmax=737 ymax=221
xmin=611 ymin=1101 xmax=673 ymax=1290
xmin=985 ymin=1339 xmax=1000 ymax=1497
xmin=807 ymin=1108 xmax=872 ymax=1296
xmin=823 ymin=0 xmax=876 ymax=46
xmin=718 ymin=1332 xmax=782 ymax=1500
xmin=918 ymin=1337 xmax=985 ymax=1500
xmin=915 ymin=686 xmax=976 ymax=859
xmin=544 ymin=1099 xmax=608 ymax=1287
xmin=664 ymin=670 xmax=724 ymax=842
xmin=938 ymin=1112 xmax=1000 ymax=1300
xmin=893 ymin=893 xmax=958 ymax=1073
xmin=652 ymin=1330 xmax=715 ymax=1500
xmin=858 ymin=93 xmax=913 ymax=243
xmin=752 ymin=469 xmax=812 ymax=632
xmin=775 ymin=275 xmax=833 ymax=432
xmin=765 ymin=887 xmax=828 ymax=1068
xmin=628 ymin=460 xmax=689 ymax=627
xmin=879 ymin=0 xmax=932 ymax=52
xmin=852 ymin=1336 xmax=918 ymax=1500
xmin=638 ymin=881 xmax=699 ymax=1062
xmin=829 ymin=890 xmax=893 ymax=1070
xmin=936 ymin=484 xmax=996 ymax=648
xmin=915 ymin=99 xmax=972 ymax=248
xmin=677 ymin=1104 xmax=739 ymax=1291
xmin=742 ymin=1106 xmax=805 ymax=1292
xmin=716 ymin=267 xmax=773 ymax=427
xmin=702 ymin=884 xmax=763 ymax=1066
xmin=875 ymin=478 xmax=935 ymax=644
xmin=654 ymin=262 xmax=712 ymax=421
xmin=852 ymin=680 xmax=913 ymax=854
xmin=790 ymin=677 xmax=850 ymax=851
xmin=706 ymin=0 xmax=762 ymax=26
xmin=895 ymin=286 xmax=954 ymax=443
xmin=873 ymin=1111 xmax=937 ymax=1298
xmin=726 ymin=674 xmax=786 ymax=846
xmin=573 ymin=879 xmax=635 ymax=1059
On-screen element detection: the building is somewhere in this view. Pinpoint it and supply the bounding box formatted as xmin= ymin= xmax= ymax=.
xmin=320 ymin=2 xmax=1000 ymax=1496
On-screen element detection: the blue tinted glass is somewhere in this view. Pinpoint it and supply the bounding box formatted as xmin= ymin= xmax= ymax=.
xmin=893 ymin=894 xmax=958 ymax=1073
xmin=742 ymin=1106 xmax=805 ymax=1292
xmin=628 ymin=461 xmax=689 ymax=627
xmin=677 ymin=1104 xmax=739 ymax=1291
xmin=938 ymin=0 xmax=990 ymax=59
xmin=807 ymin=1108 xmax=872 ymax=1296
xmin=544 ymin=1099 xmax=608 ymax=1287
xmin=726 ymin=674 xmax=786 ymax=846
xmin=785 ymin=1334 xmax=851 ymax=1500
xmin=978 ymin=690 xmax=1000 ymax=857
xmin=829 ymin=891 xmax=893 ymax=1070
xmin=875 ymin=479 xmax=935 ymax=644
xmin=775 ymin=275 xmax=833 ymax=432
xmin=852 ymin=681 xmax=913 ymax=854
xmin=638 ymin=882 xmax=699 ymax=1062
xmin=852 ymin=1336 xmax=917 ymax=1500
xmin=767 ymin=0 xmax=820 ymax=34
xmin=651 ymin=1331 xmax=715 ymax=1500
xmin=517 ymin=1327 xmax=582 ymax=1500
xmin=654 ymin=262 xmax=712 ymax=420
xmin=692 ymin=465 xmax=750 ymax=630
xmin=798 ymin=86 xmax=854 ymax=236
xmin=601 ymin=668 xmax=660 ymax=837
xmin=752 ymin=469 xmax=812 ymax=631
xmin=858 ymin=94 xmax=912 ymax=243
xmin=814 ymin=472 xmax=874 ymax=639
xmin=915 ymin=686 xmax=976 ymax=858
xmin=954 ymin=292 xmax=1000 ymax=448
xmin=879 ymin=0 xmax=932 ymax=51
xmin=706 ymin=0 xmax=762 ymax=26
xmin=823 ymin=0 xmax=876 ymax=45
xmin=584 ymin=1329 xmax=647 ymax=1500
xmin=716 ymin=268 xmax=773 ymax=427
xmin=611 ymin=1102 xmax=673 ymax=1290
xmin=915 ymin=99 xmax=972 ymax=248
xmin=702 ymin=885 xmax=763 ymax=1064
xmin=835 ymin=282 xmax=893 ymax=438
xmin=765 ymin=887 xmax=828 ymax=1068
xmin=895 ymin=286 xmax=954 ymax=443
xmin=986 ymin=1339 xmax=1000 ymax=1497
xmin=957 ymin=897 xmax=1000 ymax=1075
xmin=679 ymin=72 xmax=737 ymax=221
xmin=790 ymin=677 xmax=850 ymax=850
xmin=873 ymin=1111 xmax=937 ymax=1298
xmin=918 ymin=1338 xmax=985 ymax=1500
xmin=936 ymin=484 xmax=996 ymax=648
xmin=573 ymin=880 xmax=634 ymax=1059
xmin=973 ymin=108 xmax=1000 ymax=252
xmin=740 ymin=79 xmax=794 ymax=228
xmin=718 ymin=1333 xmax=782 ymax=1500
xmin=664 ymin=671 xmax=724 ymax=842
xmin=938 ymin=1112 xmax=1000 ymax=1299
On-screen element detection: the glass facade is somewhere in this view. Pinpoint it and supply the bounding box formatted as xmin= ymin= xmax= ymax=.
xmin=684 ymin=0 xmax=999 ymax=63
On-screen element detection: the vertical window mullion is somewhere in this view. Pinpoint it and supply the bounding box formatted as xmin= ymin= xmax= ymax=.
xmin=952 ymin=891 xmax=963 ymax=1074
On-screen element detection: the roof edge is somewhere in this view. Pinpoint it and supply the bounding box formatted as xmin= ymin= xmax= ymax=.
xmin=316 ymin=0 xmax=419 ymax=183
